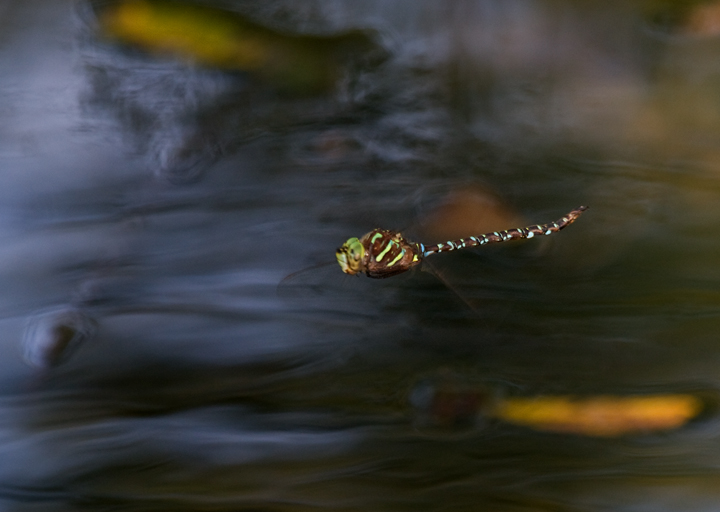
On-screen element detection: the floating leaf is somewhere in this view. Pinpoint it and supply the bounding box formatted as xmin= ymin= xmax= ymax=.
xmin=492 ymin=394 xmax=703 ymax=436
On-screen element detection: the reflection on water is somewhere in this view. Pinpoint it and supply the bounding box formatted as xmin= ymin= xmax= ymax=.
xmin=3 ymin=0 xmax=720 ymax=510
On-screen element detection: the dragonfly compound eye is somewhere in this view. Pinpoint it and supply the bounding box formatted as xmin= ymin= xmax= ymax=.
xmin=336 ymin=237 xmax=365 ymax=275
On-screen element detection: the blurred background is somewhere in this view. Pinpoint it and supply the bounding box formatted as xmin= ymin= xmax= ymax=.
xmin=2 ymin=0 xmax=720 ymax=510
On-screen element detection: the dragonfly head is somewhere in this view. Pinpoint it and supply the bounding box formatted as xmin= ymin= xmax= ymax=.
xmin=336 ymin=237 xmax=365 ymax=275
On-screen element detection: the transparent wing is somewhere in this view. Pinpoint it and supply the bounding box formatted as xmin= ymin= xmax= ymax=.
xmin=407 ymin=182 xmax=535 ymax=329
xmin=419 ymin=252 xmax=524 ymax=331
xmin=277 ymin=261 xmax=340 ymax=300
xmin=277 ymin=261 xmax=402 ymax=326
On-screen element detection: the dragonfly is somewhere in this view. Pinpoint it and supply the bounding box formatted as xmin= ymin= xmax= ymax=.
xmin=280 ymin=203 xmax=588 ymax=329
xmin=336 ymin=206 xmax=588 ymax=279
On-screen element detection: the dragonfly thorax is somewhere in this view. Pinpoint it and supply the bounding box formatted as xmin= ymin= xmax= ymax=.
xmin=337 ymin=229 xmax=422 ymax=279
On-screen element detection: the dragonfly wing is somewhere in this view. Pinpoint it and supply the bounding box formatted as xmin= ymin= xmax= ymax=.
xmin=277 ymin=261 xmax=339 ymax=299
xmin=278 ymin=259 xmax=412 ymax=328
xmin=418 ymin=252 xmax=521 ymax=338
xmin=421 ymin=257 xmax=482 ymax=317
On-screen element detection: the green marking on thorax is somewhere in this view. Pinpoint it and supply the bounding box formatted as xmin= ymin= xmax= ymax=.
xmin=370 ymin=232 xmax=383 ymax=244
xmin=388 ymin=249 xmax=405 ymax=266
xmin=375 ymin=240 xmax=395 ymax=262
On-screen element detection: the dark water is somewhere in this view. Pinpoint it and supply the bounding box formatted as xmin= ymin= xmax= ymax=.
xmin=3 ymin=0 xmax=720 ymax=510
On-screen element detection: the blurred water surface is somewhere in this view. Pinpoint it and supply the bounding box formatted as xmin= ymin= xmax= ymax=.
xmin=3 ymin=0 xmax=720 ymax=510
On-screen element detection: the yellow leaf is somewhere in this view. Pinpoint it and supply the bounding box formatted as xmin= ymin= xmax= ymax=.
xmin=97 ymin=0 xmax=382 ymax=93
xmin=492 ymin=394 xmax=703 ymax=436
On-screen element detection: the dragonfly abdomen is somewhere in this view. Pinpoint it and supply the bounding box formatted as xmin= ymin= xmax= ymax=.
xmin=422 ymin=206 xmax=588 ymax=257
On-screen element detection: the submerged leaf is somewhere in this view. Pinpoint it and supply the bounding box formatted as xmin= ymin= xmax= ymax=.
xmin=416 ymin=184 xmax=523 ymax=244
xmin=97 ymin=0 xmax=385 ymax=93
xmin=683 ymin=1 xmax=720 ymax=36
xmin=492 ymin=394 xmax=703 ymax=436
xmin=22 ymin=307 xmax=97 ymax=369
